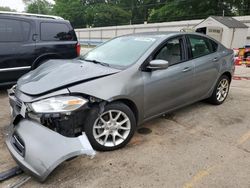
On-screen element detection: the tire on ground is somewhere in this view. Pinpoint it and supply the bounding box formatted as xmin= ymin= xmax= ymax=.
xmin=207 ymin=74 xmax=230 ymax=105
xmin=84 ymin=102 xmax=136 ymax=151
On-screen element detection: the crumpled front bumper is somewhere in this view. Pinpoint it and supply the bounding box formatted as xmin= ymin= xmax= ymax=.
xmin=5 ymin=119 xmax=96 ymax=182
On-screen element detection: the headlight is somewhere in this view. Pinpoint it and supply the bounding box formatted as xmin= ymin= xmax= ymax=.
xmin=30 ymin=96 xmax=88 ymax=113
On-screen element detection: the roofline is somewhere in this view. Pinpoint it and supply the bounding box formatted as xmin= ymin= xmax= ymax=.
xmin=195 ymin=16 xmax=248 ymax=29
xmin=116 ymin=31 xmax=207 ymax=38
xmin=0 ymin=11 xmax=64 ymax=20
xmin=210 ymin=16 xmax=248 ymax=28
xmin=194 ymin=16 xmax=223 ymax=29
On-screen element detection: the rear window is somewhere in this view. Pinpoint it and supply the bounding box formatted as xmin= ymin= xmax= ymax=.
xmin=188 ymin=35 xmax=217 ymax=58
xmin=40 ymin=22 xmax=75 ymax=41
xmin=209 ymin=39 xmax=219 ymax=52
xmin=0 ymin=19 xmax=31 ymax=42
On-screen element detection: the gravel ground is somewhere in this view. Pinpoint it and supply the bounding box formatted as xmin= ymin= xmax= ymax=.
xmin=0 ymin=66 xmax=249 ymax=188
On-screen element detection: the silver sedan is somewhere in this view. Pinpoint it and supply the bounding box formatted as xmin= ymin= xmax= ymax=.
xmin=6 ymin=32 xmax=234 ymax=181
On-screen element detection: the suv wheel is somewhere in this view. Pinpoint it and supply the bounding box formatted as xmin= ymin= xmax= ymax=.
xmin=85 ymin=102 xmax=136 ymax=151
xmin=208 ymin=75 xmax=230 ymax=105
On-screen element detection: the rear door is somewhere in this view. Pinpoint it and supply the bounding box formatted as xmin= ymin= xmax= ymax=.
xmin=0 ymin=17 xmax=36 ymax=84
xmin=143 ymin=36 xmax=195 ymax=119
xmin=186 ymin=35 xmax=220 ymax=99
xmin=36 ymin=21 xmax=78 ymax=61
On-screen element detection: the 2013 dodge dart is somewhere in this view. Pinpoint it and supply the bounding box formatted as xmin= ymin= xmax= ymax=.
xmin=6 ymin=32 xmax=234 ymax=181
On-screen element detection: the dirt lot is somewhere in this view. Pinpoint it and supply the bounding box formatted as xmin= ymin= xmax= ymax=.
xmin=0 ymin=66 xmax=250 ymax=188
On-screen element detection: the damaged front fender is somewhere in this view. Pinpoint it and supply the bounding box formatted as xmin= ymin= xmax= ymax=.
xmin=5 ymin=119 xmax=95 ymax=182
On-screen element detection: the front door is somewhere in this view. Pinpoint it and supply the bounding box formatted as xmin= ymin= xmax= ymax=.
xmin=143 ymin=36 xmax=195 ymax=119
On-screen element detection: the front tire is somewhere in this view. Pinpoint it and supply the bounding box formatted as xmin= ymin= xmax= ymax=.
xmin=85 ymin=102 xmax=136 ymax=151
xmin=207 ymin=75 xmax=230 ymax=105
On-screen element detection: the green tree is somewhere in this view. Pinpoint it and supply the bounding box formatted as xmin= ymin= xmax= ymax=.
xmin=149 ymin=0 xmax=236 ymax=23
xmin=52 ymin=0 xmax=86 ymax=28
xmin=234 ymin=0 xmax=250 ymax=15
xmin=53 ymin=0 xmax=131 ymax=28
xmin=26 ymin=0 xmax=52 ymax=14
xmin=87 ymin=3 xmax=131 ymax=27
xmin=114 ymin=0 xmax=166 ymax=24
xmin=33 ymin=0 xmax=250 ymax=28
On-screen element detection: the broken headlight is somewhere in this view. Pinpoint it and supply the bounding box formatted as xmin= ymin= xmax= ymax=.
xmin=30 ymin=96 xmax=88 ymax=113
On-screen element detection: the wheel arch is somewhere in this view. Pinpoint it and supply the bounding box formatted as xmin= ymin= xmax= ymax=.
xmin=221 ymin=71 xmax=232 ymax=83
xmin=110 ymin=98 xmax=139 ymax=125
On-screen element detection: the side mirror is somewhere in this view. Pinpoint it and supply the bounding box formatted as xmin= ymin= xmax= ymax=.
xmin=147 ymin=60 xmax=169 ymax=70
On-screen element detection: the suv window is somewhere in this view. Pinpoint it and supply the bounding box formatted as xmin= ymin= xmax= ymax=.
xmin=41 ymin=22 xmax=75 ymax=41
xmin=22 ymin=21 xmax=31 ymax=41
xmin=188 ymin=35 xmax=217 ymax=58
xmin=0 ymin=19 xmax=30 ymax=42
xmin=154 ymin=37 xmax=184 ymax=66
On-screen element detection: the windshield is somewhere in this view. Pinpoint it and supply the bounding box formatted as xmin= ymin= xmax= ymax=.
xmin=82 ymin=36 xmax=157 ymax=68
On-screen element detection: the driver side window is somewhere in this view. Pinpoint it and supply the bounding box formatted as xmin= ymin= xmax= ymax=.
xmin=154 ymin=37 xmax=184 ymax=66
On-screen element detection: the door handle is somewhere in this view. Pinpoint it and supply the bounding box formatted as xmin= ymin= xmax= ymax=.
xmin=182 ymin=67 xmax=191 ymax=72
xmin=32 ymin=34 xmax=38 ymax=41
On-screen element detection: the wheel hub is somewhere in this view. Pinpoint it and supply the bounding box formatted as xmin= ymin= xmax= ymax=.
xmin=216 ymin=78 xmax=229 ymax=102
xmin=93 ymin=110 xmax=131 ymax=147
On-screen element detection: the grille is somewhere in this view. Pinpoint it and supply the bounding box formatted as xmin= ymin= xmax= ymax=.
xmin=11 ymin=133 xmax=25 ymax=157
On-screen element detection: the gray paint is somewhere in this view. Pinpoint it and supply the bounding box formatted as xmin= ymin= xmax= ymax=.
xmin=6 ymin=119 xmax=95 ymax=182
xmin=6 ymin=32 xmax=234 ymax=181
xmin=17 ymin=59 xmax=120 ymax=95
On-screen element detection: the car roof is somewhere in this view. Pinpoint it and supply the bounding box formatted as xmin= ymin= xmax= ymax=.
xmin=0 ymin=12 xmax=68 ymax=22
xmin=124 ymin=31 xmax=211 ymax=39
xmin=122 ymin=31 xmax=221 ymax=46
xmin=125 ymin=31 xmax=179 ymax=37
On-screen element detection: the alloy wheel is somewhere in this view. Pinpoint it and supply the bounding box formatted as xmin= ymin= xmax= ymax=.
xmin=93 ymin=110 xmax=131 ymax=147
xmin=216 ymin=78 xmax=229 ymax=102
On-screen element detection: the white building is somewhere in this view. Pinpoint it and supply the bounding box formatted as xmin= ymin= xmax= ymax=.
xmin=195 ymin=16 xmax=248 ymax=48
xmin=75 ymin=16 xmax=250 ymax=49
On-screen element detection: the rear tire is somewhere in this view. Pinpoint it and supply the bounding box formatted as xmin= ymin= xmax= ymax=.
xmin=207 ymin=75 xmax=230 ymax=105
xmin=85 ymin=102 xmax=136 ymax=151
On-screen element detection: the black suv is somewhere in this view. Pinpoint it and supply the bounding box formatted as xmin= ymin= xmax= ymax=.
xmin=0 ymin=12 xmax=80 ymax=86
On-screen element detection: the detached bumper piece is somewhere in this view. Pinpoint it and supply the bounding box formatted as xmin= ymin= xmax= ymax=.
xmin=6 ymin=119 xmax=96 ymax=182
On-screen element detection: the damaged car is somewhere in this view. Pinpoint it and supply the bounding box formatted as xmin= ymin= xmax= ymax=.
xmin=6 ymin=32 xmax=234 ymax=181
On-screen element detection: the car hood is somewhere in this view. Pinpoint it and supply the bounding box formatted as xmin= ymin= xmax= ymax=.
xmin=17 ymin=59 xmax=120 ymax=95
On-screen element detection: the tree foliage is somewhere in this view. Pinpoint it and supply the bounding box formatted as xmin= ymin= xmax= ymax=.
xmin=86 ymin=4 xmax=131 ymax=27
xmin=109 ymin=0 xmax=167 ymax=24
xmin=52 ymin=0 xmax=131 ymax=27
xmin=149 ymin=0 xmax=236 ymax=22
xmin=23 ymin=0 xmax=250 ymax=28
xmin=26 ymin=0 xmax=52 ymax=14
xmin=53 ymin=0 xmax=86 ymax=28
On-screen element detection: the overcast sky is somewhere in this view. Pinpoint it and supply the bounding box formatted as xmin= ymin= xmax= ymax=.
xmin=0 ymin=0 xmax=54 ymax=12
xmin=0 ymin=0 xmax=25 ymax=11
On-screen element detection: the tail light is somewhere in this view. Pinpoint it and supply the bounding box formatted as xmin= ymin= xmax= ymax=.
xmin=76 ymin=42 xmax=81 ymax=56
